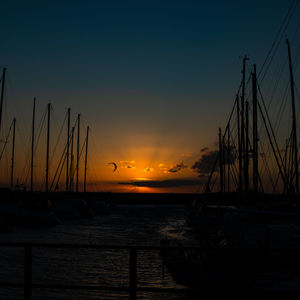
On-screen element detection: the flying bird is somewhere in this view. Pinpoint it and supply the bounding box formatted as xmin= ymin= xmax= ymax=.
xmin=108 ymin=162 xmax=117 ymax=172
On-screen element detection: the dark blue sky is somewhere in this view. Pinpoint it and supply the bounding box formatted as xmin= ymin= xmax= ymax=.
xmin=0 ymin=0 xmax=299 ymax=191
xmin=1 ymin=1 xmax=291 ymax=94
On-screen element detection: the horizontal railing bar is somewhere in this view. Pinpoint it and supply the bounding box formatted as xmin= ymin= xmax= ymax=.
xmin=0 ymin=242 xmax=206 ymax=250
xmin=33 ymin=284 xmax=189 ymax=293
xmin=136 ymin=287 xmax=190 ymax=293
xmin=0 ymin=282 xmax=24 ymax=288
xmin=0 ymin=242 xmax=299 ymax=251
xmin=33 ymin=284 xmax=129 ymax=291
xmin=0 ymin=283 xmax=190 ymax=293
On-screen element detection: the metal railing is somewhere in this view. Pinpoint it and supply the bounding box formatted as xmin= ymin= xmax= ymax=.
xmin=1 ymin=242 xmax=298 ymax=299
xmin=0 ymin=242 xmax=204 ymax=300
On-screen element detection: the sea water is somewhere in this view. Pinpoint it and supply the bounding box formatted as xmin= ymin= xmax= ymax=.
xmin=0 ymin=205 xmax=199 ymax=299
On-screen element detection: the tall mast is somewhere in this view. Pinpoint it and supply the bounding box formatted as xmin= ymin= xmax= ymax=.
xmin=66 ymin=108 xmax=71 ymax=192
xmin=286 ymin=39 xmax=299 ymax=196
xmin=236 ymin=94 xmax=243 ymax=192
xmin=70 ymin=126 xmax=75 ymax=192
xmin=219 ymin=128 xmax=224 ymax=193
xmin=0 ymin=68 xmax=6 ymax=137
xmin=45 ymin=103 xmax=51 ymax=192
xmin=10 ymin=118 xmax=16 ymax=190
xmin=227 ymin=123 xmax=230 ymax=193
xmin=76 ymin=114 xmax=80 ymax=193
xmin=252 ymin=64 xmax=258 ymax=193
xmin=30 ymin=98 xmax=36 ymax=192
xmin=241 ymin=55 xmax=248 ymax=192
xmin=84 ymin=126 xmax=89 ymax=193
xmin=245 ymin=100 xmax=249 ymax=193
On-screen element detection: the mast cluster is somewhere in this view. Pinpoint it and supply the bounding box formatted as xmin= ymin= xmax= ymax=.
xmin=0 ymin=68 xmax=91 ymax=193
xmin=214 ymin=40 xmax=299 ymax=197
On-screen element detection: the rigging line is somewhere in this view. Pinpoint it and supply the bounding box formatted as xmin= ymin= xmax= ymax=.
xmin=257 ymin=99 xmax=287 ymax=190
xmin=260 ymin=16 xmax=295 ymax=85
xmin=258 ymin=171 xmax=265 ymax=194
xmin=282 ymin=139 xmax=290 ymax=190
xmin=259 ymin=138 xmax=277 ymax=193
xmin=287 ymin=135 xmax=294 ymax=188
xmin=257 ymin=83 xmax=286 ymax=172
xmin=258 ymin=0 xmax=299 ymax=81
xmin=286 ymin=132 xmax=294 ymax=186
xmin=21 ymin=105 xmax=48 ymax=183
xmin=69 ymin=136 xmax=87 ymax=180
xmin=54 ymin=151 xmax=67 ymax=191
xmin=33 ymin=104 xmax=48 ymax=153
xmin=51 ymin=117 xmax=79 ymax=191
xmin=291 ymin=21 xmax=300 ymax=47
xmin=21 ymin=104 xmax=48 ymax=185
xmin=258 ymin=127 xmax=277 ymax=180
xmin=0 ymin=120 xmax=13 ymax=162
xmin=15 ymin=122 xmax=32 ymax=185
xmin=228 ymin=137 xmax=239 ymax=190
xmin=50 ymin=110 xmax=67 ymax=163
xmin=210 ymin=174 xmax=218 ymax=192
xmin=274 ymin=82 xmax=290 ymax=135
xmin=49 ymin=137 xmax=68 ymax=191
xmin=226 ymin=119 xmax=239 ymax=184
xmin=267 ymin=57 xmax=288 ymax=112
xmin=50 ymin=144 xmax=68 ymax=192
xmin=221 ymin=94 xmax=239 ymax=147
xmin=295 ymin=83 xmax=300 ymax=104
xmin=258 ymin=0 xmax=296 ymax=78
xmin=51 ymin=117 xmax=80 ymax=191
xmin=286 ymin=134 xmax=293 ymax=187
xmin=295 ymin=85 xmax=300 ymax=130
xmin=294 ymin=41 xmax=300 ymax=71
xmin=5 ymin=75 xmax=28 ymax=143
xmin=287 ymin=124 xmax=300 ymax=186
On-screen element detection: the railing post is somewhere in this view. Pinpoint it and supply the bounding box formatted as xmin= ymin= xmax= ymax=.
xmin=24 ymin=245 xmax=32 ymax=300
xmin=129 ymin=248 xmax=137 ymax=300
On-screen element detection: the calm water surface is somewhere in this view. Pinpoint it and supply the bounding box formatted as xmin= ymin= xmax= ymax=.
xmin=0 ymin=204 xmax=200 ymax=299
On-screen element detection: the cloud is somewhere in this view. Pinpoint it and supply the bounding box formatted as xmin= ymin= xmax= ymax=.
xmin=119 ymin=160 xmax=136 ymax=169
xmin=118 ymin=179 xmax=202 ymax=188
xmin=168 ymin=161 xmax=187 ymax=173
xmin=200 ymin=147 xmax=209 ymax=153
xmin=192 ymin=150 xmax=218 ymax=175
xmin=119 ymin=160 xmax=136 ymax=164
xmin=192 ymin=147 xmax=236 ymax=176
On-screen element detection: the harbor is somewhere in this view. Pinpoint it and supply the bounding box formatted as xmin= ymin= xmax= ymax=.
xmin=1 ymin=0 xmax=300 ymax=298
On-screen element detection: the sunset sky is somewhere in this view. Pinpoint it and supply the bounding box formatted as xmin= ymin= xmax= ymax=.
xmin=0 ymin=1 xmax=299 ymax=193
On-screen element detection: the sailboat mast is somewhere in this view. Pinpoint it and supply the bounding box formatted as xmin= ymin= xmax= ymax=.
xmin=84 ymin=126 xmax=89 ymax=193
xmin=0 ymin=68 xmax=6 ymax=138
xmin=241 ymin=55 xmax=248 ymax=192
xmin=10 ymin=118 xmax=16 ymax=190
xmin=286 ymin=39 xmax=299 ymax=196
xmin=227 ymin=123 xmax=230 ymax=193
xmin=30 ymin=98 xmax=36 ymax=192
xmin=76 ymin=114 xmax=80 ymax=193
xmin=219 ymin=128 xmax=224 ymax=192
xmin=45 ymin=103 xmax=51 ymax=192
xmin=70 ymin=126 xmax=75 ymax=192
xmin=252 ymin=64 xmax=258 ymax=193
xmin=245 ymin=100 xmax=249 ymax=193
xmin=236 ymin=94 xmax=243 ymax=192
xmin=66 ymin=108 xmax=71 ymax=192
